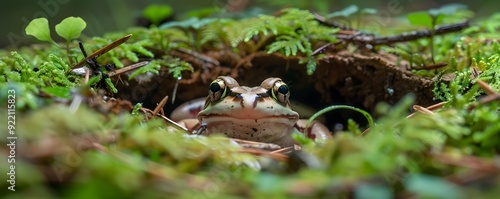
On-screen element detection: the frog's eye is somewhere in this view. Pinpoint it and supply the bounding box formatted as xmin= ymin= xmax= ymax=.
xmin=271 ymin=81 xmax=290 ymax=103
xmin=208 ymin=79 xmax=227 ymax=101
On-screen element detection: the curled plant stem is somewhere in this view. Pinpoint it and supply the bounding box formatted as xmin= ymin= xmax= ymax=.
xmin=306 ymin=105 xmax=374 ymax=130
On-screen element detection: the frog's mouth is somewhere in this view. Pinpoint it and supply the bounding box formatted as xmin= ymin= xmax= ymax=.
xmin=199 ymin=114 xmax=299 ymax=147
xmin=199 ymin=114 xmax=299 ymax=123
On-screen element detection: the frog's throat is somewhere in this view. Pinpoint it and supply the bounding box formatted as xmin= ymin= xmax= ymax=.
xmin=200 ymin=117 xmax=298 ymax=147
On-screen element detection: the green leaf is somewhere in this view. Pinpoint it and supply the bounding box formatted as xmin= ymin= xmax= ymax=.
xmin=55 ymin=17 xmax=87 ymax=42
xmin=25 ymin=18 xmax=53 ymax=43
xmin=143 ymin=4 xmax=173 ymax=25
xmin=407 ymin=11 xmax=433 ymax=28
xmin=326 ymin=5 xmax=359 ymax=18
xmin=41 ymin=86 xmax=72 ymax=98
xmin=409 ymin=4 xmax=466 ymax=28
xmin=429 ymin=3 xmax=467 ymax=16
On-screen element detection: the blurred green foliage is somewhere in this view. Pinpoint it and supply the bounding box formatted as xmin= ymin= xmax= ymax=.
xmin=1 ymin=4 xmax=500 ymax=198
xmin=142 ymin=4 xmax=174 ymax=26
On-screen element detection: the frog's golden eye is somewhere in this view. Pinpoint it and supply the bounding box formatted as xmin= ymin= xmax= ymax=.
xmin=271 ymin=81 xmax=290 ymax=104
xmin=208 ymin=78 xmax=227 ymax=102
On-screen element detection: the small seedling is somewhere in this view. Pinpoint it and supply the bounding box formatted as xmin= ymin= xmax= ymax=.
xmin=326 ymin=5 xmax=377 ymax=29
xmin=25 ymin=16 xmax=87 ymax=64
xmin=326 ymin=5 xmax=359 ymax=18
xmin=26 ymin=17 xmax=87 ymax=44
xmin=55 ymin=17 xmax=86 ymax=64
xmin=407 ymin=4 xmax=467 ymax=63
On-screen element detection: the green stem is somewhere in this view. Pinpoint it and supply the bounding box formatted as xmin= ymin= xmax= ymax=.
xmin=430 ymin=16 xmax=436 ymax=64
xmin=66 ymin=41 xmax=74 ymax=65
xmin=51 ymin=40 xmax=60 ymax=48
xmin=306 ymin=105 xmax=374 ymax=130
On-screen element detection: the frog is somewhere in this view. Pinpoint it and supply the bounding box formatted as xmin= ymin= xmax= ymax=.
xmin=171 ymin=76 xmax=332 ymax=147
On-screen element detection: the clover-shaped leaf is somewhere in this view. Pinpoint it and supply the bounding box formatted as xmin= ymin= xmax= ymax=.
xmin=407 ymin=11 xmax=434 ymax=28
xmin=408 ymin=4 xmax=466 ymax=28
xmin=55 ymin=17 xmax=87 ymax=42
xmin=25 ymin=18 xmax=53 ymax=43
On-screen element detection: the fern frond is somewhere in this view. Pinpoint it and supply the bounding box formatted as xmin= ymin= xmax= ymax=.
xmin=243 ymin=15 xmax=278 ymax=42
xmin=166 ymin=58 xmax=193 ymax=78
xmin=267 ymin=35 xmax=305 ymax=56
xmin=128 ymin=60 xmax=161 ymax=79
xmin=279 ymin=8 xmax=316 ymax=23
xmin=201 ymin=19 xmax=243 ymax=48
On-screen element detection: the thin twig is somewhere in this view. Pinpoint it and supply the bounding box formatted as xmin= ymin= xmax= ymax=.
xmin=239 ymin=148 xmax=288 ymax=161
xmin=69 ymin=34 xmax=132 ymax=72
xmin=153 ymin=95 xmax=169 ymax=116
xmin=476 ymin=79 xmax=498 ymax=95
xmin=173 ymin=48 xmax=220 ymax=66
xmin=336 ymin=21 xmax=470 ymax=46
xmin=413 ymin=63 xmax=448 ymax=70
xmin=406 ymin=101 xmax=447 ymax=118
xmin=107 ymin=61 xmax=149 ymax=77
xmin=314 ymin=14 xmax=359 ymax=31
xmin=433 ymin=152 xmax=499 ymax=172
xmin=412 ymin=105 xmax=434 ymax=115
xmin=153 ymin=110 xmax=189 ymax=132
xmin=468 ymin=80 xmax=500 ymax=111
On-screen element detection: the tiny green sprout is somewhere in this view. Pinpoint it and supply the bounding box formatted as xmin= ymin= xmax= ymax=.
xmin=326 ymin=5 xmax=377 ymax=28
xmin=407 ymin=4 xmax=467 ymax=29
xmin=55 ymin=17 xmax=87 ymax=43
xmin=25 ymin=18 xmax=58 ymax=46
xmin=407 ymin=4 xmax=467 ymax=63
xmin=143 ymin=4 xmax=173 ymax=26
xmin=55 ymin=16 xmax=86 ymax=64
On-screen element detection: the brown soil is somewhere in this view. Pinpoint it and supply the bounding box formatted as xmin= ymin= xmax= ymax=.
xmin=113 ymin=50 xmax=438 ymax=127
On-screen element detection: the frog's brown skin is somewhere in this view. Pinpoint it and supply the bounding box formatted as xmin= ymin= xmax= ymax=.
xmin=173 ymin=76 xmax=332 ymax=147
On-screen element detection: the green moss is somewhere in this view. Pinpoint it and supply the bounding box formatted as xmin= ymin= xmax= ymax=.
xmin=1 ymin=5 xmax=500 ymax=198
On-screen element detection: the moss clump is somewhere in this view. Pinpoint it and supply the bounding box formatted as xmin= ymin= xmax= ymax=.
xmin=1 ymin=5 xmax=500 ymax=198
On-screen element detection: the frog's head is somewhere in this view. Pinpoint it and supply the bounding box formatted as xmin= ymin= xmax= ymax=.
xmin=197 ymin=76 xmax=299 ymax=146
